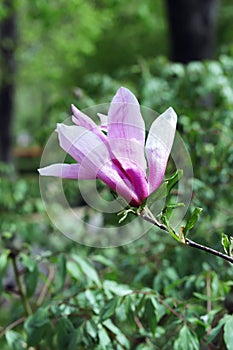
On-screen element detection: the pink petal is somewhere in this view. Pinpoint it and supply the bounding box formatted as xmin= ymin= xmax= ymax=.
xmin=98 ymin=160 xmax=143 ymax=206
xmin=108 ymin=87 xmax=147 ymax=172
xmin=118 ymin=159 xmax=149 ymax=204
xmin=71 ymin=104 xmax=106 ymax=142
xmin=146 ymin=107 xmax=177 ymax=194
xmin=38 ymin=163 xmax=96 ymax=179
xmin=56 ymin=123 xmax=143 ymax=205
xmin=57 ymin=123 xmax=107 ymax=166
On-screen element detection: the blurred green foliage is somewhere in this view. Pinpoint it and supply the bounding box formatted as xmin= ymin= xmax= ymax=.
xmin=1 ymin=0 xmax=233 ymax=349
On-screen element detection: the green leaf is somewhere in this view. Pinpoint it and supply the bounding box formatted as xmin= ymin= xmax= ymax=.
xmin=162 ymin=212 xmax=180 ymax=242
xmin=5 ymin=330 xmax=26 ymax=350
xmin=97 ymin=324 xmax=111 ymax=347
xmin=20 ymin=253 xmax=38 ymax=297
xmin=183 ymin=207 xmax=203 ymax=237
xmin=146 ymin=181 xmax=168 ymax=207
xmin=86 ymin=320 xmax=98 ymax=339
xmin=24 ymin=265 xmax=39 ymax=297
xmin=207 ymin=315 xmax=228 ymax=344
xmin=174 ymin=325 xmax=199 ymax=350
xmin=166 ymin=202 xmax=185 ymax=209
xmin=66 ymin=261 xmax=82 ymax=280
xmin=103 ymin=319 xmax=129 ymax=348
xmin=103 ymin=280 xmax=133 ymax=296
xmin=166 ymin=169 xmax=183 ymax=194
xmin=100 ymin=297 xmax=120 ymax=321
xmin=0 ymin=249 xmax=9 ymax=294
xmin=57 ymin=318 xmax=77 ymax=350
xmin=91 ymin=254 xmax=115 ymax=268
xmin=72 ymin=255 xmax=101 ymax=286
xmin=57 ymin=253 xmax=67 ymax=290
xmin=0 ymin=249 xmax=9 ymax=272
xmin=144 ymin=298 xmax=157 ymax=336
xmin=24 ymin=308 xmax=50 ymax=346
xmin=222 ymin=233 xmax=233 ymax=257
xmin=224 ymin=315 xmax=233 ymax=350
xmin=20 ymin=253 xmax=36 ymax=272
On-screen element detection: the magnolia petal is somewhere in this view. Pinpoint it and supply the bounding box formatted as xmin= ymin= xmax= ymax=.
xmin=71 ymin=104 xmax=96 ymax=129
xmin=72 ymin=104 xmax=106 ymax=142
xmin=55 ymin=123 xmax=142 ymax=204
xmin=108 ymin=87 xmax=147 ymax=171
xmin=118 ymin=160 xmax=149 ymax=204
xmin=146 ymin=107 xmax=177 ymax=194
xmin=57 ymin=123 xmax=111 ymax=176
xmin=37 ymin=162 xmax=142 ymax=205
xmin=38 ymin=163 xmax=96 ymax=179
xmin=98 ymin=160 xmax=143 ymax=206
xmin=97 ymin=112 xmax=108 ymax=131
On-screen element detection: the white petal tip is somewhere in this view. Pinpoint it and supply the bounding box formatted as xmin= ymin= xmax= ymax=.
xmin=37 ymin=167 xmax=47 ymax=176
xmin=162 ymin=107 xmax=177 ymax=124
xmin=113 ymin=87 xmax=139 ymax=105
xmin=71 ymin=104 xmax=77 ymax=114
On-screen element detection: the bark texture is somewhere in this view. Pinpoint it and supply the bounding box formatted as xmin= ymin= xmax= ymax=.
xmin=0 ymin=0 xmax=17 ymax=163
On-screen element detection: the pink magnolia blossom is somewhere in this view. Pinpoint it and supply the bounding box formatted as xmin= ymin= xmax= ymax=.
xmin=38 ymin=87 xmax=177 ymax=207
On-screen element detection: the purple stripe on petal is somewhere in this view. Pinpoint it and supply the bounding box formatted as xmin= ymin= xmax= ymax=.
xmin=97 ymin=160 xmax=143 ymax=206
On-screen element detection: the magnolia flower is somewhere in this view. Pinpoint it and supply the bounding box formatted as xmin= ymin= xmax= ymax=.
xmin=38 ymin=87 xmax=177 ymax=207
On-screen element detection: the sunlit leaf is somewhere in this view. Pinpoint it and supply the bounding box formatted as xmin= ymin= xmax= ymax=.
xmin=97 ymin=324 xmax=111 ymax=347
xmin=103 ymin=319 xmax=129 ymax=348
xmin=5 ymin=330 xmax=26 ymax=350
xmin=72 ymin=255 xmax=101 ymax=286
xmin=86 ymin=320 xmax=98 ymax=339
xmin=222 ymin=233 xmax=233 ymax=257
xmin=174 ymin=325 xmax=199 ymax=350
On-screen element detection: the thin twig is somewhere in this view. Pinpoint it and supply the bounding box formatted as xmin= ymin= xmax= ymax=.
xmin=140 ymin=207 xmax=233 ymax=264
xmin=37 ymin=265 xmax=55 ymax=306
xmin=133 ymin=315 xmax=152 ymax=345
xmin=0 ymin=317 xmax=26 ymax=338
xmin=131 ymin=290 xmax=186 ymax=324
xmin=10 ymin=253 xmax=32 ymax=316
xmin=206 ymin=272 xmax=211 ymax=314
xmin=185 ymin=238 xmax=233 ymax=264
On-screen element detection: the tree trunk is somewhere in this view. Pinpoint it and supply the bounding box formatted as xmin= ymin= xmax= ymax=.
xmin=0 ymin=0 xmax=17 ymax=163
xmin=165 ymin=0 xmax=219 ymax=63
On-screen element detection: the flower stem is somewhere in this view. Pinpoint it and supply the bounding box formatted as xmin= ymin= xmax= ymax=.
xmin=11 ymin=252 xmax=33 ymax=316
xmin=140 ymin=208 xmax=233 ymax=264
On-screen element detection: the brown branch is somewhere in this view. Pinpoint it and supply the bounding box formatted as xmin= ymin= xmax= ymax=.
xmin=10 ymin=253 xmax=32 ymax=316
xmin=131 ymin=290 xmax=186 ymax=324
xmin=185 ymin=238 xmax=233 ymax=264
xmin=206 ymin=272 xmax=211 ymax=314
xmin=37 ymin=265 xmax=55 ymax=306
xmin=139 ymin=207 xmax=233 ymax=264
xmin=0 ymin=316 xmax=26 ymax=338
